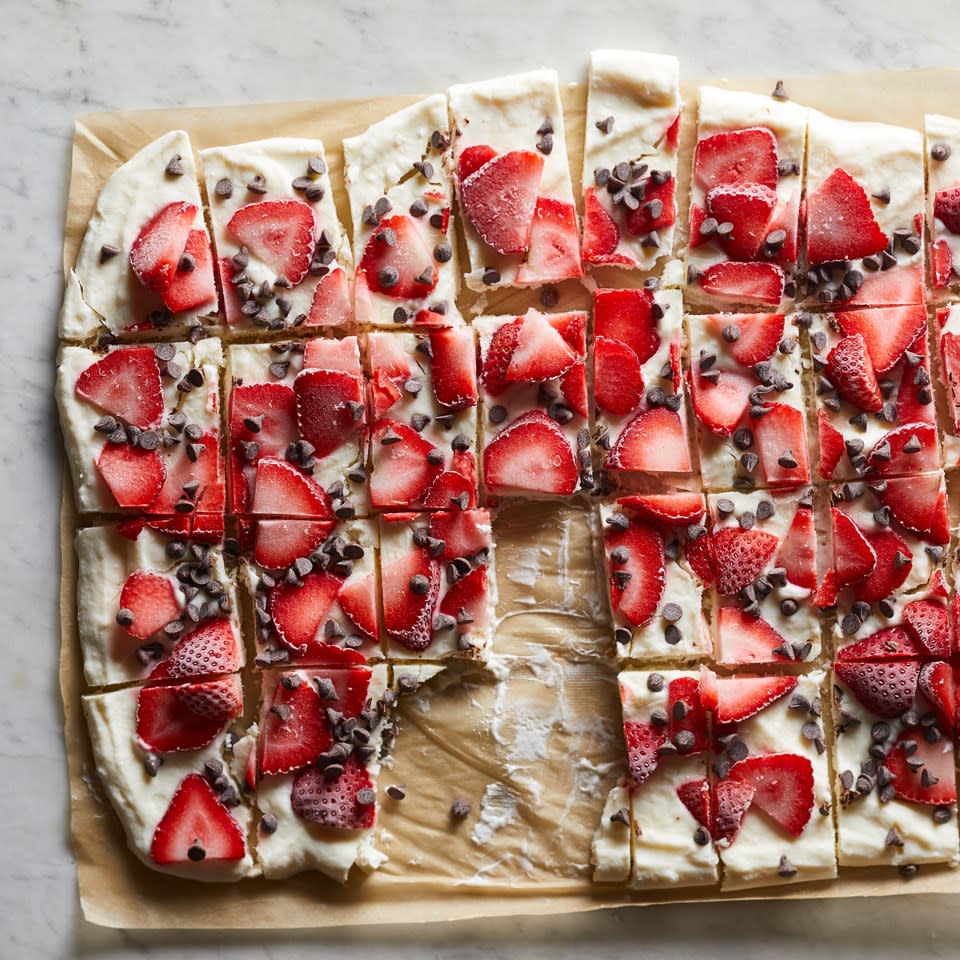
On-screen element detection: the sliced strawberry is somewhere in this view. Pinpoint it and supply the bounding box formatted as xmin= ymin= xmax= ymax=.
xmin=516 ymin=197 xmax=582 ymax=283
xmin=381 ymin=549 xmax=440 ymax=651
xmin=886 ymin=728 xmax=957 ymax=806
xmin=307 ymin=268 xmax=352 ymax=327
xmin=162 ymin=229 xmax=216 ymax=313
xmin=129 ymin=201 xmax=197 ymax=293
xmin=136 ymin=676 xmax=242 ymax=753
xmin=483 ymin=410 xmax=577 ymax=496
xmin=831 ymin=508 xmax=877 ymax=587
xmin=505 ymin=309 xmax=577 ymax=383
xmin=685 ymin=532 xmax=715 ymax=586
xmin=919 ymin=661 xmax=955 ymax=735
xmin=717 ymin=608 xmax=790 ymax=664
xmin=367 ymin=332 xmax=411 ymax=380
xmin=230 ymin=382 xmax=298 ymax=459
xmin=252 ymin=518 xmax=333 ymax=570
xmin=369 ymin=419 xmax=443 ymax=509
xmin=775 ymin=506 xmax=817 ymax=589
xmin=460 ymin=150 xmax=543 ymax=255
xmin=836 ymin=625 xmax=926 ymax=660
xmin=457 ymin=144 xmax=498 ymax=182
xmin=835 ymin=660 xmax=921 ymax=719
xmin=668 ymin=676 xmax=708 ymax=754
xmin=942 ymin=332 xmax=960 ymax=433
xmin=707 ymin=313 xmax=784 ymax=367
xmin=593 ymin=288 xmax=660 ymax=363
xmin=291 ymin=755 xmax=377 ymax=830
xmin=753 ymin=403 xmax=810 ymax=485
xmin=896 ymin=337 xmax=935 ymax=428
xmin=75 ymin=346 xmax=164 ymax=428
xmin=625 ymin=174 xmax=677 ymax=235
xmin=904 ymin=600 xmax=951 ymax=657
xmin=851 ymin=528 xmax=912 ymax=604
xmin=931 ymin=238 xmax=955 ymax=288
xmin=251 ymin=458 xmax=332 ymax=517
xmin=711 ymin=527 xmax=778 ymax=596
xmin=96 ymin=443 xmax=165 ymax=510
xmin=689 ymin=365 xmax=753 ymax=437
xmin=359 ymin=214 xmax=436 ymax=300
xmin=337 ymin=572 xmax=379 ymax=641
xmin=827 ymin=334 xmax=882 ymax=412
xmin=866 ymin=423 xmax=939 ymax=477
xmin=728 ymin=754 xmax=814 ymax=837
xmin=605 ymin=520 xmax=666 ymax=629
xmin=118 ymin=570 xmax=179 ymax=640
xmin=878 ymin=472 xmax=948 ymax=542
xmin=481 ymin=318 xmax=521 ymax=396
xmin=705 ymin=183 xmax=777 ymax=260
xmin=934 ymin=185 xmax=960 ymax=233
xmin=152 ymin=428 xmax=224 ymax=516
xmin=369 ymin=368 xmax=403 ymax=418
xmin=429 ymin=328 xmax=478 ymax=410
xmin=711 ymin=675 xmax=797 ymax=724
xmin=428 ymin=509 xmax=491 ymax=564
xmin=607 ymin=407 xmax=691 ymax=473
xmin=712 ymin=779 xmax=756 ymax=845
xmin=817 ymin=409 xmax=845 ymax=479
xmin=618 ymin=493 xmax=705 ymax=526
xmin=294 ymin=368 xmax=365 ymax=460
xmin=269 ymin=571 xmax=342 ymax=654
xmin=560 ymin=360 xmax=589 ymax=419
xmin=302 ymin=336 xmax=362 ymax=375
xmin=849 ymin=262 xmax=924 ymax=308
xmin=260 ymin=677 xmax=331 ymax=775
xmin=150 ymin=773 xmax=245 ymax=866
xmin=676 ymin=778 xmax=711 ymax=832
xmin=834 ymin=305 xmax=927 ymax=374
xmin=623 ymin=720 xmax=665 ymax=785
xmin=115 ymin=518 xmax=146 ymax=540
xmin=145 ymin=513 xmax=224 ymax=544
xmin=226 ymin=199 xmax=316 ymax=285
xmin=439 ymin=564 xmax=488 ymax=631
xmin=812 ymin=568 xmax=839 ymax=608
xmin=805 ymin=168 xmax=889 ymax=265
xmin=693 ymin=128 xmax=778 ymax=191
xmin=150 ymin=618 xmax=241 ymax=681
xmin=581 ymin=187 xmax=621 ymax=262
xmin=697 ymin=261 xmax=785 ymax=306
xmin=594 ymin=336 xmax=644 ymax=415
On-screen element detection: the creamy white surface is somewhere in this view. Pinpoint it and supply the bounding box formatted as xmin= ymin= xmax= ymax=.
xmin=591 ymin=782 xmax=632 ymax=882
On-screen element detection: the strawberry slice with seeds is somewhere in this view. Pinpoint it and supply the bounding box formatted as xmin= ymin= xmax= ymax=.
xmin=369 ymin=419 xmax=443 ymax=509
xmin=150 ymin=773 xmax=245 ymax=866
xmin=827 ymin=334 xmax=882 ymax=412
xmin=581 ymin=187 xmax=625 ymax=263
xmin=252 ymin=518 xmax=333 ymax=570
xmin=693 ymin=128 xmax=779 ymax=191
xmin=359 ymin=214 xmax=437 ymax=299
xmin=775 ymin=506 xmax=817 ymax=589
xmin=685 ymin=532 xmax=715 ymax=586
xmin=129 ymin=201 xmax=197 ymax=293
xmin=75 ymin=346 xmax=164 ymax=428
xmin=294 ymin=368 xmax=365 ymax=459
xmin=886 ymin=728 xmax=957 ymax=806
xmin=150 ymin=618 xmax=241 ymax=681
xmin=866 ymin=423 xmax=939 ymax=477
xmin=136 ymin=676 xmax=242 ymax=753
xmin=251 ymin=459 xmax=332 ymax=518
xmin=337 ymin=572 xmax=379 ymax=641
xmin=625 ymin=174 xmax=676 ymax=235
xmin=381 ymin=549 xmax=440 ymax=651
xmin=607 ymin=407 xmax=691 ymax=473
xmin=668 ymin=676 xmax=708 ymax=754
xmin=516 ymin=197 xmax=582 ymax=283
xmin=851 ymin=528 xmax=912 ymax=604
xmin=728 ymin=754 xmax=814 ymax=837
xmin=831 ymin=508 xmax=877 ymax=587
xmin=919 ymin=661 xmax=955 ymax=735
xmin=712 ymin=779 xmax=756 ymax=844
xmin=420 ymin=467 xmax=477 ymax=510
xmin=878 ymin=473 xmax=949 ymax=542
xmin=711 ymin=527 xmax=778 ymax=596
xmin=708 ymin=313 xmax=785 ymax=367
xmin=705 ymin=183 xmax=777 ymax=260
xmin=624 ymin=720 xmax=665 ymax=785
xmin=835 ymin=660 xmax=921 ymax=718
xmin=260 ymin=678 xmax=330 ymax=775
xmin=617 ymin=493 xmax=705 ymax=526
xmin=689 ymin=364 xmax=753 ymax=437
xmin=118 ymin=570 xmax=180 ymax=640
xmin=834 ymin=305 xmax=927 ymax=374
xmin=505 ymin=309 xmax=577 ymax=383
xmin=934 ymin=185 xmax=960 ymax=233
xmin=307 ymin=268 xmax=352 ymax=327
xmin=594 ymin=336 xmax=645 ymax=415
xmin=717 ymin=608 xmax=791 ymax=664
xmin=805 ymin=167 xmax=889 ymax=265
xmin=676 ymin=778 xmax=711 ymax=832
xmin=269 ymin=571 xmax=343 ymax=655
xmin=480 ymin=318 xmax=521 ymax=396
xmin=291 ymin=755 xmax=377 ymax=830
xmin=560 ymin=360 xmax=589 ymax=419
xmin=429 ymin=328 xmax=478 ymax=410
xmin=605 ymin=520 xmax=665 ymax=629
xmin=226 ymin=199 xmax=316 ymax=285
xmin=428 ymin=510 xmax=491 ymax=564
xmin=817 ymin=410 xmax=845 ymax=480
xmin=152 ymin=428 xmax=224 ymax=516
xmin=303 ymin=335 xmax=363 ymax=375
xmin=697 ymin=261 xmax=785 ymax=306
xmin=593 ymin=288 xmax=661 ymax=363
xmin=230 ymin=382 xmax=298 ymax=459
xmin=484 ymin=410 xmax=577 ymax=496
xmin=458 ymin=144 xmax=498 ymax=181
xmin=932 ymin=238 xmax=954 ymax=288
xmin=710 ymin=675 xmax=797 ymax=724
xmin=753 ymin=403 xmax=810 ymax=486
xmin=460 ymin=150 xmax=543 ymax=255
xmin=96 ymin=443 xmax=166 ymax=510
xmin=836 ymin=625 xmax=926 ymax=660
xmin=162 ymin=229 xmax=217 ymax=313
xmin=903 ymin=600 xmax=951 ymax=657
xmin=439 ymin=564 xmax=488 ymax=631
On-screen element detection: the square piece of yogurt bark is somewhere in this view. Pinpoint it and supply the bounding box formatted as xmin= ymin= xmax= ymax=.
xmin=83 ymin=675 xmax=256 ymax=881
xmin=449 ymin=69 xmax=582 ymax=290
xmin=476 ymin=309 xmax=591 ymax=499
xmin=581 ymin=51 xmax=682 ymax=270
xmin=935 ymin=303 xmax=960 ymax=469
xmin=685 ymin=86 xmax=807 ymax=311
xmin=76 ymin=517 xmax=241 ymax=688
xmin=593 ymin=287 xmax=697 ymax=491
xmin=343 ymin=96 xmax=463 ymax=329
xmin=599 ymin=493 xmax=711 ymax=664
xmin=239 ymin=516 xmax=381 ymax=668
xmin=201 ymin=138 xmax=353 ymax=331
xmin=926 ymin=115 xmax=960 ymax=297
xmin=806 ymin=304 xmax=937 ymax=483
xmin=57 ymin=338 xmax=225 ymax=515
xmin=378 ymin=509 xmax=496 ymax=661
xmin=699 ymin=669 xmax=836 ymax=889
xmin=831 ymin=658 xmax=959 ymax=868
xmin=60 ymin=130 xmax=219 ymax=342
xmin=687 ymin=311 xmax=809 ymax=492
xmin=226 ymin=337 xmax=368 ymax=518
xmin=801 ymin=111 xmax=924 ymax=307
xmin=366 ymin=330 xmax=479 ymax=512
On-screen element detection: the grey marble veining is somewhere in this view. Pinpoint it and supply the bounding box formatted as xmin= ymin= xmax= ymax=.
xmin=2 ymin=0 xmax=957 ymax=956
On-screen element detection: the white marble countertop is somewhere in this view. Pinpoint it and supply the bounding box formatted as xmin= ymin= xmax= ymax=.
xmin=4 ymin=0 xmax=959 ymax=955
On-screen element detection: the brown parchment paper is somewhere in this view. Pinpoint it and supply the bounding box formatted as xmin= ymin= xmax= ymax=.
xmin=61 ymin=69 xmax=960 ymax=930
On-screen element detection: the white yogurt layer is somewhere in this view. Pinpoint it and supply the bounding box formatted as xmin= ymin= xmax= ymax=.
xmin=591 ymin=781 xmax=632 ymax=882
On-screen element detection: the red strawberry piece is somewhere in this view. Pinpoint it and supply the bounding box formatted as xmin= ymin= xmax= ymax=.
xmin=685 ymin=531 xmax=715 ymax=586
xmin=429 ymin=328 xmax=478 ymax=410
xmin=460 ymin=150 xmax=544 ymax=255
xmin=260 ymin=677 xmax=332 ymax=775
xmin=115 ymin=518 xmax=146 ymax=540
xmin=217 ymin=256 xmax=245 ymax=325
xmin=753 ymin=402 xmax=810 ymax=485
xmin=717 ymin=608 xmax=790 ymax=664
xmin=607 ymin=407 xmax=691 ymax=473
xmin=866 ymin=423 xmax=939 ymax=477
xmin=560 ymin=360 xmax=589 ymax=419
xmin=688 ymin=202 xmax=709 ymax=249
xmin=712 ymin=779 xmax=756 ymax=845
xmin=359 ymin=214 xmax=437 ymax=299
xmin=886 ymin=728 xmax=957 ymax=806
xmin=625 ymin=173 xmax=677 ymax=235
xmin=835 ymin=660 xmax=921 ymax=719
xmin=252 ymin=518 xmax=333 ymax=570
xmin=697 ymin=261 xmax=785 ymax=306
xmin=827 ymin=334 xmax=882 ymax=412
xmin=151 ymin=428 xmax=224 ymax=516
xmin=516 ymin=197 xmax=582 ymax=283
xmin=903 ymin=600 xmax=951 ymax=657
xmin=553 ymin=309 xmax=587 ymax=353
xmin=689 ymin=364 xmax=753 ymax=437
xmin=934 ymin=185 xmax=960 ymax=233
xmin=894 ymin=342 xmax=935 ymax=429
xmin=294 ymin=368 xmax=365 ymax=459
xmin=136 ymin=676 xmax=242 ymax=753
xmin=676 ymin=778 xmax=711 ymax=831
xmin=805 ymin=167 xmax=889 ymax=265
xmin=269 ymin=571 xmax=342 ymax=655
xmin=307 ymin=268 xmax=352 ymax=327
xmin=483 ymin=410 xmax=577 ymax=496
xmin=369 ymin=419 xmax=443 ymax=509
xmin=337 ymin=572 xmax=379 ymax=641
xmin=381 ymin=549 xmax=440 ymax=651
xmin=457 ymin=144 xmax=498 ymax=182
xmin=711 ymin=527 xmax=778 ymax=596
xmin=831 ymin=508 xmax=877 ymax=587
xmin=693 ymin=128 xmax=779 ymax=191
xmin=428 ymin=509 xmax=491 ymax=564
xmin=624 ymin=720 xmax=665 ymax=785
xmin=834 ymin=305 xmax=927 ymax=374
xmin=369 ymin=368 xmax=403 ymax=418
xmin=146 ymin=513 xmax=225 ymax=544
xmin=775 ymin=506 xmax=817 ymax=589
xmin=836 ymin=625 xmax=926 ymax=660
xmin=618 ymin=493 xmax=705 ymax=526
xmin=665 ymin=112 xmax=681 ymax=149
xmin=505 ymin=310 xmax=577 ymax=383
xmin=251 ymin=458 xmax=332 ymax=517
xmin=919 ymin=661 xmax=955 ymax=736
xmin=852 ymin=528 xmax=912 ymax=604
xmin=129 ymin=201 xmax=197 ymax=293
xmin=75 ymin=346 xmax=164 ymax=428
xmin=481 ymin=317 xmax=521 ymax=396
xmin=150 ymin=773 xmax=245 ymax=866
xmin=711 ymin=675 xmax=797 ymax=724
xmin=817 ymin=409 xmax=845 ymax=479
xmin=668 ymin=676 xmax=708 ymax=754
xmin=811 ymin=568 xmax=838 ymax=608
xmin=230 ymin=382 xmax=298 ymax=459
xmin=291 ymin=755 xmax=377 ymax=830
xmin=931 ymin=238 xmax=955 ymax=288
xmin=848 ymin=262 xmax=924 ymax=309
xmin=161 ymin=229 xmax=216 ymax=313
xmin=708 ymin=313 xmax=785 ymax=367
xmin=439 ymin=564 xmax=488 ymax=631
xmin=594 ymin=336 xmax=645 ymax=415
xmin=96 ymin=443 xmax=165 ymax=510
xmin=728 ymin=753 xmax=814 ymax=837
xmin=593 ymin=288 xmax=660 ymax=363
xmin=226 ymin=199 xmax=316 ymax=285
xmin=705 ymin=183 xmax=777 ymax=260
xmin=605 ymin=520 xmax=665 ymax=629
xmin=878 ymin=473 xmax=949 ymax=542
xmin=367 ymin=332 xmax=411 ymax=380
xmin=421 ymin=467 xmax=477 ymax=510
xmin=118 ymin=571 xmax=180 ymax=640
xmin=303 ymin=336 xmax=362 ymax=375
xmin=150 ymin=618 xmax=241 ymax=681
xmin=581 ymin=187 xmax=623 ymax=263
